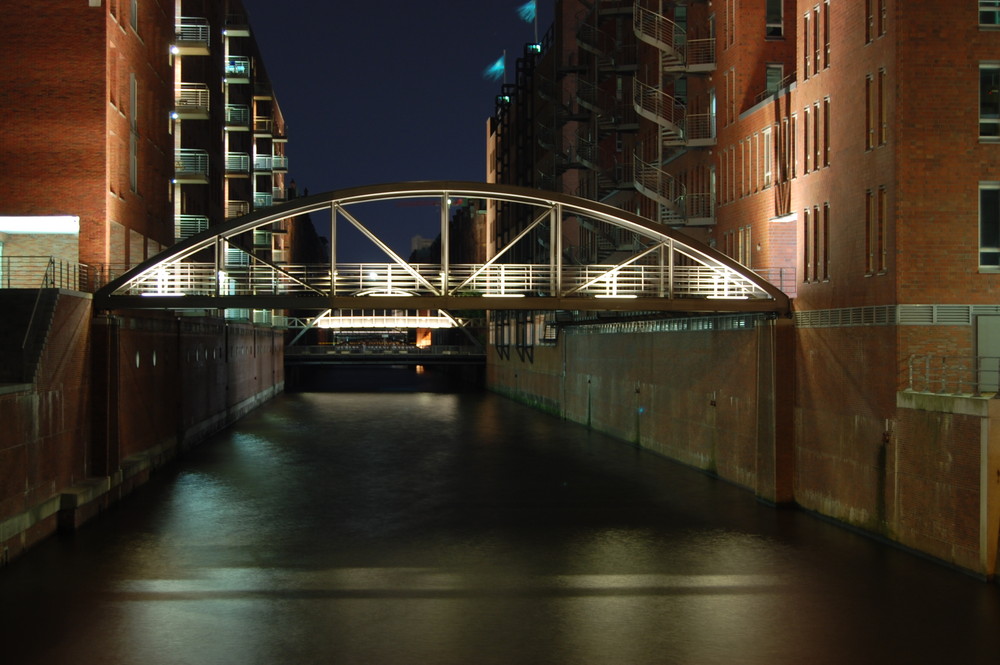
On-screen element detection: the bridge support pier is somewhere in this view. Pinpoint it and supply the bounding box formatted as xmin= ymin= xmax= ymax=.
xmin=755 ymin=317 xmax=795 ymax=506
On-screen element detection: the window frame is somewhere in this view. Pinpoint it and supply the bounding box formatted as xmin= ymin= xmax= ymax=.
xmin=981 ymin=64 xmax=1000 ymax=140
xmin=982 ymin=1 xmax=1000 ymax=28
xmin=980 ymin=182 xmax=1000 ymax=270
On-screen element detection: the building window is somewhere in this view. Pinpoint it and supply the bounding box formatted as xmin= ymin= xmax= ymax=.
xmin=766 ymin=0 xmax=783 ymax=37
xmin=813 ymin=7 xmax=821 ymax=74
xmin=130 ymin=0 xmax=138 ymax=32
xmin=803 ymin=13 xmax=811 ymax=78
xmin=129 ymin=72 xmax=138 ymax=192
xmin=981 ymin=65 xmax=1000 ymax=138
xmin=823 ymin=97 xmax=831 ymax=166
xmin=981 ymin=184 xmax=1000 ymax=268
xmin=877 ymin=186 xmax=887 ymax=272
xmin=865 ymin=0 xmax=874 ymax=43
xmin=982 ymin=1 xmax=1000 ymax=27
xmin=877 ymin=68 xmax=887 ymax=145
xmin=865 ymin=74 xmax=875 ymax=149
xmin=878 ymin=0 xmax=887 ymax=36
xmin=790 ymin=113 xmax=797 ymax=178
xmin=804 ymin=207 xmax=812 ymax=282
xmin=766 ymin=63 xmax=784 ymax=95
xmin=865 ymin=190 xmax=874 ymax=274
xmin=813 ymin=205 xmax=821 ymax=280
xmin=824 ymin=1 xmax=831 ymax=67
xmin=803 ymin=106 xmax=811 ymax=173
xmin=762 ymin=126 xmax=773 ymax=188
xmin=822 ymin=202 xmax=830 ymax=280
xmin=813 ymin=102 xmax=821 ymax=170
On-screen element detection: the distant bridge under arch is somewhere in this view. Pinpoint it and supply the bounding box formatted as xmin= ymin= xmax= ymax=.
xmin=95 ymin=181 xmax=790 ymax=316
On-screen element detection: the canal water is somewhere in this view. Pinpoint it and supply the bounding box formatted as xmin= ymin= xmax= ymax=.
xmin=1 ymin=369 xmax=999 ymax=664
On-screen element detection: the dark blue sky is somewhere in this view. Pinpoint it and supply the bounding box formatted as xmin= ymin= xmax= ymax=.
xmin=240 ymin=1 xmax=554 ymax=196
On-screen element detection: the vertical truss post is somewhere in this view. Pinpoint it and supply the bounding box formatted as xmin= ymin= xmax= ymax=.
xmin=552 ymin=203 xmax=562 ymax=296
xmin=667 ymin=238 xmax=674 ymax=297
xmin=658 ymin=243 xmax=665 ymax=297
xmin=440 ymin=193 xmax=450 ymax=295
xmin=330 ymin=205 xmax=338 ymax=296
xmin=214 ymin=235 xmax=223 ymax=298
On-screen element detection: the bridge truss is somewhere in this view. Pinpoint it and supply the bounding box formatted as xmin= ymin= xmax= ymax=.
xmin=95 ymin=182 xmax=789 ymax=315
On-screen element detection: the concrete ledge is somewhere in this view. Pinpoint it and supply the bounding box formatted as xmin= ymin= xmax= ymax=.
xmin=897 ymin=390 xmax=992 ymax=417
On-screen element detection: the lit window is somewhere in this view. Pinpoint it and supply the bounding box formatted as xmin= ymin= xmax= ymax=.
xmin=982 ymin=1 xmax=1000 ymax=27
xmin=766 ymin=63 xmax=784 ymax=95
xmin=980 ymin=183 xmax=1000 ymax=268
xmin=981 ymin=65 xmax=1000 ymax=138
xmin=762 ymin=126 xmax=773 ymax=188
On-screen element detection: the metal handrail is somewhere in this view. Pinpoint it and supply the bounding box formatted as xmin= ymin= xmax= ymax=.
xmin=906 ymin=355 xmax=1000 ymax=396
xmin=176 ymin=16 xmax=210 ymax=45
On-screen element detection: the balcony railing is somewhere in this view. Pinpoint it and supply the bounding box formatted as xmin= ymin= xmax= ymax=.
xmin=175 ymin=214 xmax=209 ymax=241
xmin=272 ymin=155 xmax=289 ymax=171
xmin=225 ymin=56 xmax=250 ymax=81
xmin=226 ymin=152 xmax=250 ymax=173
xmin=225 ymin=104 xmax=250 ymax=127
xmin=272 ymin=186 xmax=286 ymax=202
xmin=906 ymin=355 xmax=1000 ymax=395
xmin=253 ymin=116 xmax=273 ymax=133
xmin=175 ymin=149 xmax=209 ymax=179
xmin=175 ymin=16 xmax=210 ymax=53
xmin=253 ymin=154 xmax=272 ymax=171
xmin=254 ymin=192 xmax=273 ymax=208
xmin=227 ymin=200 xmax=250 ymax=218
xmin=175 ymin=83 xmax=209 ymax=117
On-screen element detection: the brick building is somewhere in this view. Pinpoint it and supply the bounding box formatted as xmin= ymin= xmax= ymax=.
xmin=488 ymin=0 xmax=1000 ymax=575
xmin=0 ymin=0 xmax=290 ymax=292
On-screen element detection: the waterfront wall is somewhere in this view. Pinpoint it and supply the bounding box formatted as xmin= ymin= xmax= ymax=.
xmin=0 ymin=293 xmax=284 ymax=564
xmin=488 ymin=319 xmax=1000 ymax=578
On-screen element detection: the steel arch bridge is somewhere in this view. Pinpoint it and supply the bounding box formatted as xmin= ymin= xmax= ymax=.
xmin=94 ymin=181 xmax=789 ymax=316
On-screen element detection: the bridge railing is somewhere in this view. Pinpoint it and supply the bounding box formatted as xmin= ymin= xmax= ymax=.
xmin=117 ymin=260 xmax=770 ymax=300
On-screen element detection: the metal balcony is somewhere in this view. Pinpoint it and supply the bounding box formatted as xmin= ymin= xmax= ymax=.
xmin=253 ymin=116 xmax=273 ymax=135
xmin=272 ymin=186 xmax=287 ymax=202
xmin=224 ymin=13 xmax=250 ymax=37
xmin=253 ymin=154 xmax=272 ymax=171
xmin=225 ymin=152 xmax=250 ymax=174
xmin=225 ymin=104 xmax=250 ymax=129
xmin=227 ymin=200 xmax=250 ymax=218
xmin=254 ymin=192 xmax=273 ymax=208
xmin=174 ymin=83 xmax=209 ymax=119
xmin=272 ymin=155 xmax=289 ymax=171
xmin=175 ymin=17 xmax=210 ymax=55
xmin=174 ymin=149 xmax=209 ymax=183
xmin=175 ymin=214 xmax=209 ymax=242
xmin=225 ymin=56 xmax=250 ymax=83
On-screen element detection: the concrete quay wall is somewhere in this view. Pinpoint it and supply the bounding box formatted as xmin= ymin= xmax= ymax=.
xmin=0 ymin=293 xmax=284 ymax=565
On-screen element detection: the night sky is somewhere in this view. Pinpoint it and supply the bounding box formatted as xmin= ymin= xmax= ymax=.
xmin=239 ymin=0 xmax=554 ymax=194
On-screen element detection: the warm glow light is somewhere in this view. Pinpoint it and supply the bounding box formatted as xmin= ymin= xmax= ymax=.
xmin=484 ymin=293 xmax=525 ymax=298
xmin=170 ymin=45 xmax=180 ymax=54
xmin=595 ymin=294 xmax=638 ymax=299
xmin=0 ymin=216 xmax=79 ymax=234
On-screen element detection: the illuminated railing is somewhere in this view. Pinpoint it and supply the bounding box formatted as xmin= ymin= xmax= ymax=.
xmin=175 ymin=83 xmax=209 ymax=115
xmin=0 ymin=256 xmax=88 ymax=290
xmin=114 ymin=261 xmax=766 ymax=301
xmin=225 ymin=104 xmax=250 ymax=126
xmin=225 ymin=152 xmax=250 ymax=173
xmin=175 ymin=149 xmax=209 ymax=178
xmin=175 ymin=17 xmax=210 ymax=48
xmin=225 ymin=56 xmax=250 ymax=80
xmin=906 ymin=355 xmax=1000 ymax=395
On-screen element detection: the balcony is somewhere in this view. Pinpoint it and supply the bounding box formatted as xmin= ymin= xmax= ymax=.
xmin=272 ymin=155 xmax=288 ymax=171
xmin=634 ymin=6 xmax=715 ymax=73
xmin=254 ymin=192 xmax=273 ymax=208
xmin=175 ymin=214 xmax=209 ymax=242
xmin=227 ymin=200 xmax=250 ymax=218
xmin=175 ymin=83 xmax=209 ymax=119
xmin=253 ymin=116 xmax=273 ymax=135
xmin=225 ymin=104 xmax=250 ymax=129
xmin=174 ymin=149 xmax=209 ymax=183
xmin=224 ymin=13 xmax=250 ymax=37
xmin=225 ymin=56 xmax=250 ymax=83
xmin=175 ymin=17 xmax=210 ymax=55
xmin=272 ymin=186 xmax=287 ymax=202
xmin=253 ymin=154 xmax=272 ymax=172
xmin=225 ymin=152 xmax=250 ymax=175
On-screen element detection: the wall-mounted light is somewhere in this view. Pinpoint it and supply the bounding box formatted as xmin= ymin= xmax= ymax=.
xmin=170 ymin=45 xmax=180 ymax=54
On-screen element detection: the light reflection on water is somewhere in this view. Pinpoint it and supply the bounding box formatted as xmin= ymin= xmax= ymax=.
xmin=1 ymin=386 xmax=999 ymax=664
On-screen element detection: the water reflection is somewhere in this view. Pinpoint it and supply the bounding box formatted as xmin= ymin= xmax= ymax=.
xmin=1 ymin=388 xmax=999 ymax=664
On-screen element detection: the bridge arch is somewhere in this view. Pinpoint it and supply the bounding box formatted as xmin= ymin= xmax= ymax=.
xmin=95 ymin=181 xmax=789 ymax=315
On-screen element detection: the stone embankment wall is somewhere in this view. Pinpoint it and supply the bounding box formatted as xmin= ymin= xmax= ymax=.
xmin=0 ymin=292 xmax=283 ymax=564
xmin=488 ymin=318 xmax=1000 ymax=579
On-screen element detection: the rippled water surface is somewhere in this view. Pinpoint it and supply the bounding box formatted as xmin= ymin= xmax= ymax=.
xmin=2 ymin=379 xmax=999 ymax=664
